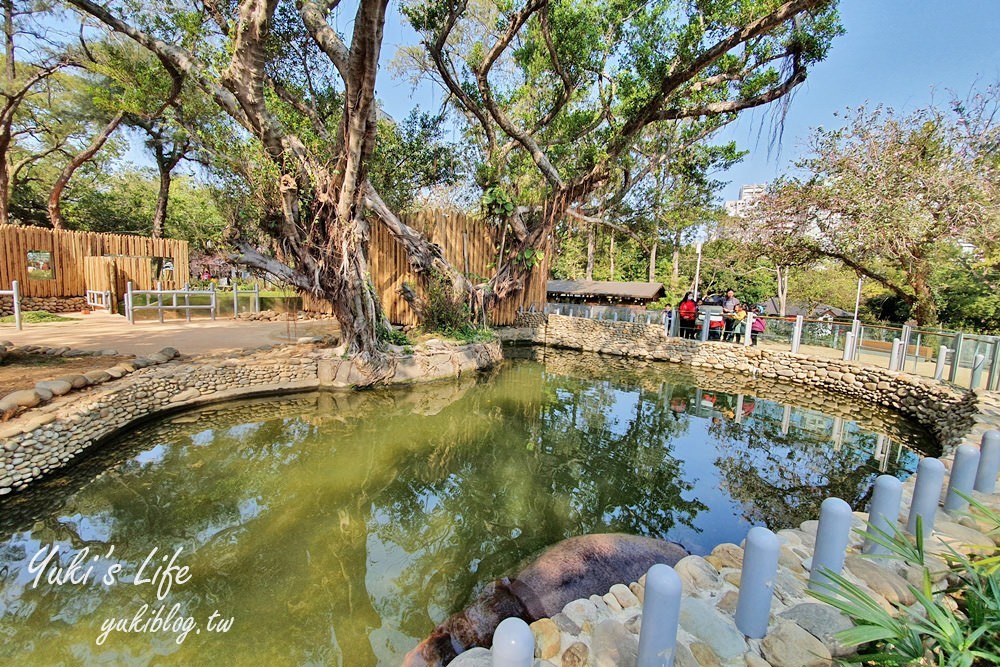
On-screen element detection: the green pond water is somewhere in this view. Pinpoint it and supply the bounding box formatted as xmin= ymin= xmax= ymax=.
xmin=0 ymin=351 xmax=932 ymax=666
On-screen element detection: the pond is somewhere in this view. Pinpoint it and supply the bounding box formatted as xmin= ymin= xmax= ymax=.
xmin=0 ymin=350 xmax=933 ymax=666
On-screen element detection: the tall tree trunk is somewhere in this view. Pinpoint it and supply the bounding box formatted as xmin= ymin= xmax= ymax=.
xmin=48 ymin=111 xmax=124 ymax=229
xmin=3 ymin=0 xmax=13 ymax=82
xmin=0 ymin=127 xmax=9 ymax=224
xmin=911 ymin=262 xmax=937 ymax=326
xmin=671 ymin=229 xmax=681 ymax=291
xmin=152 ymin=167 xmax=170 ymax=238
xmin=776 ymin=265 xmax=789 ymax=317
xmin=648 ymin=241 xmax=657 ymax=282
xmin=609 ymin=232 xmax=615 ymax=281
xmin=585 ymin=222 xmax=595 ymax=280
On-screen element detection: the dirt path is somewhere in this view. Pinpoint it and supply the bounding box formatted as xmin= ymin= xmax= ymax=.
xmin=0 ymin=311 xmax=339 ymax=356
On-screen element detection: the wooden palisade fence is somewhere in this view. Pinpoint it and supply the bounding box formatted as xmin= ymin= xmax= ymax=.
xmin=0 ymin=225 xmax=189 ymax=314
xmin=304 ymin=209 xmax=549 ymax=326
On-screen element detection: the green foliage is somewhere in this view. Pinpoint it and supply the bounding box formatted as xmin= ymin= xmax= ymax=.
xmin=378 ymin=324 xmax=412 ymax=347
xmin=420 ymin=271 xmax=495 ymax=343
xmin=0 ymin=311 xmax=75 ymax=323
xmin=810 ymin=501 xmax=1000 ymax=667
xmin=481 ymin=185 xmax=515 ymax=221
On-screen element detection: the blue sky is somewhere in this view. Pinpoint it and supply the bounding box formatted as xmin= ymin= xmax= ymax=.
xmin=373 ymin=0 xmax=1000 ymax=203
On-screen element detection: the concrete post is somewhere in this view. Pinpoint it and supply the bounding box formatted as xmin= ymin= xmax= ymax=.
xmin=889 ymin=339 xmax=902 ymax=371
xmin=126 ymin=281 xmax=134 ymax=324
xmin=791 ymin=315 xmax=804 ymax=353
xmin=11 ymin=279 xmax=21 ymax=330
xmin=744 ymin=312 xmax=754 ymax=347
xmin=809 ymin=497 xmax=852 ymax=592
xmin=735 ymin=527 xmax=780 ymax=638
xmin=948 ymin=333 xmax=964 ymax=383
xmin=863 ymin=475 xmax=903 ymax=555
xmin=906 ymin=457 xmax=945 ymax=541
xmin=637 ymin=563 xmax=682 ymax=667
xmin=934 ymin=346 xmax=949 ymax=381
xmin=491 ymin=617 xmax=533 ymax=667
xmin=970 ymin=353 xmax=986 ymax=389
xmin=944 ymin=445 xmax=981 ymax=513
xmin=974 ymin=430 xmax=1000 ymax=493
xmin=700 ymin=318 xmax=710 ymax=342
xmin=842 ymin=333 xmax=855 ymax=361
xmin=988 ymin=341 xmax=1000 ymax=391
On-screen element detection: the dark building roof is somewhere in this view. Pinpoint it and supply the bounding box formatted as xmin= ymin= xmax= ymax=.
xmin=547 ymin=280 xmax=666 ymax=302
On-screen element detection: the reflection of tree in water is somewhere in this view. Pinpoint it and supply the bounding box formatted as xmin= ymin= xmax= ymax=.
xmin=0 ymin=355 xmax=929 ymax=666
xmin=709 ymin=400 xmax=915 ymax=530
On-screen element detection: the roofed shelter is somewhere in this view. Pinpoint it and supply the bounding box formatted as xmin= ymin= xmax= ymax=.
xmin=547 ymin=280 xmax=666 ymax=307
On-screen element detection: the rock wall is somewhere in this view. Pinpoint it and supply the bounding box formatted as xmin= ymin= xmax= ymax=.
xmin=0 ymin=340 xmax=502 ymax=496
xmin=501 ymin=314 xmax=977 ymax=450
xmin=0 ymin=295 xmax=87 ymax=315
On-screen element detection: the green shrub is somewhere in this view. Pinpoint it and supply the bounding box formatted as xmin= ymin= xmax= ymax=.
xmin=0 ymin=310 xmax=75 ymax=323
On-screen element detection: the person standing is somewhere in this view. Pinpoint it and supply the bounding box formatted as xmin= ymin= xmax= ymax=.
xmin=722 ymin=289 xmax=741 ymax=342
xmin=678 ymin=292 xmax=697 ymax=339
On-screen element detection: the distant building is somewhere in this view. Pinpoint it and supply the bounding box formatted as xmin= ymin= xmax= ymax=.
xmin=724 ymin=184 xmax=766 ymax=218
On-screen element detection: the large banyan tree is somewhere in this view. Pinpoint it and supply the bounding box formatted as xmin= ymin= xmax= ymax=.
xmin=65 ymin=0 xmax=841 ymax=382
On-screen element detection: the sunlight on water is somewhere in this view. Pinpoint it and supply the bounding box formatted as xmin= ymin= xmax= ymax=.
xmin=0 ymin=351 xmax=931 ymax=666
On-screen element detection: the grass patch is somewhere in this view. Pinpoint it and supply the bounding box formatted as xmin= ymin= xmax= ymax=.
xmin=0 ymin=310 xmax=75 ymax=323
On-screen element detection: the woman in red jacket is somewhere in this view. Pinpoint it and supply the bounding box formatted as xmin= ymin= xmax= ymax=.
xmin=678 ymin=292 xmax=697 ymax=339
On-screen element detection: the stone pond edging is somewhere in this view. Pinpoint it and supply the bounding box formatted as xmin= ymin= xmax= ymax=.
xmin=0 ymin=339 xmax=502 ymax=495
xmin=500 ymin=314 xmax=977 ymax=451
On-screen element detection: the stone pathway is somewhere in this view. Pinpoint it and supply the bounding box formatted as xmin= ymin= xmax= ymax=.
xmin=451 ymin=390 xmax=1000 ymax=667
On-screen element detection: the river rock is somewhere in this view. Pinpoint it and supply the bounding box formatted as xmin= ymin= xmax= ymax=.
xmin=761 ymin=619 xmax=833 ymax=667
xmin=35 ymin=379 xmax=72 ymax=396
xmin=561 ymin=642 xmax=589 ymax=667
xmin=844 ymin=556 xmax=915 ymax=606
xmin=530 ymin=618 xmax=560 ymax=660
xmin=448 ymin=647 xmax=490 ymax=667
xmin=675 ymin=555 xmax=722 ymax=596
xmin=84 ymin=370 xmax=111 ymax=384
xmin=0 ymin=389 xmax=41 ymax=410
xmin=679 ymin=598 xmax=747 ymax=660
xmin=592 ymin=619 xmax=637 ymax=667
xmin=779 ymin=603 xmax=855 ymax=656
xmin=58 ymin=374 xmax=89 ymax=389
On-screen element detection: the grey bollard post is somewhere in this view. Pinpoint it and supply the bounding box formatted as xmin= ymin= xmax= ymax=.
xmin=700 ymin=318 xmax=710 ymax=342
xmin=11 ymin=279 xmax=21 ymax=330
xmin=889 ymin=339 xmax=902 ymax=371
xmin=637 ymin=563 xmax=682 ymax=667
xmin=744 ymin=312 xmax=754 ymax=347
xmin=906 ymin=457 xmax=946 ymax=541
xmin=790 ymin=315 xmax=804 ymax=353
xmin=944 ymin=445 xmax=981 ymax=512
xmin=808 ymin=497 xmax=853 ymax=592
xmin=970 ymin=353 xmax=985 ymax=389
xmin=863 ymin=475 xmax=903 ymax=555
xmin=492 ymin=617 xmax=533 ymax=667
xmin=934 ymin=346 xmax=948 ymax=381
xmin=842 ymin=332 xmax=855 ymax=361
xmin=735 ymin=527 xmax=780 ymax=638
xmin=974 ymin=430 xmax=1000 ymax=493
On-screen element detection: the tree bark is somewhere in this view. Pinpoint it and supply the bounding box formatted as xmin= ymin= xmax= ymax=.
xmin=3 ymin=0 xmax=13 ymax=82
xmin=152 ymin=167 xmax=170 ymax=238
xmin=671 ymin=230 xmax=681 ymax=291
xmin=910 ymin=260 xmax=937 ymax=326
xmin=585 ymin=223 xmax=595 ymax=280
xmin=648 ymin=241 xmax=657 ymax=283
xmin=609 ymin=232 xmax=615 ymax=281
xmin=48 ymin=111 xmax=124 ymax=229
xmin=776 ymin=265 xmax=788 ymax=317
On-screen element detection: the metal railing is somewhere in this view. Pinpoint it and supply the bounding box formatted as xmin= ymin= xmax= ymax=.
xmin=536 ymin=302 xmax=999 ymax=390
xmin=0 ymin=280 xmax=21 ymax=329
xmin=125 ymin=281 xmax=217 ymax=324
xmin=85 ymin=289 xmax=112 ymax=310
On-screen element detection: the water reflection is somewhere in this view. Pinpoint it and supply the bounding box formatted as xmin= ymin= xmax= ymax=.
xmin=0 ymin=352 xmax=931 ymax=665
